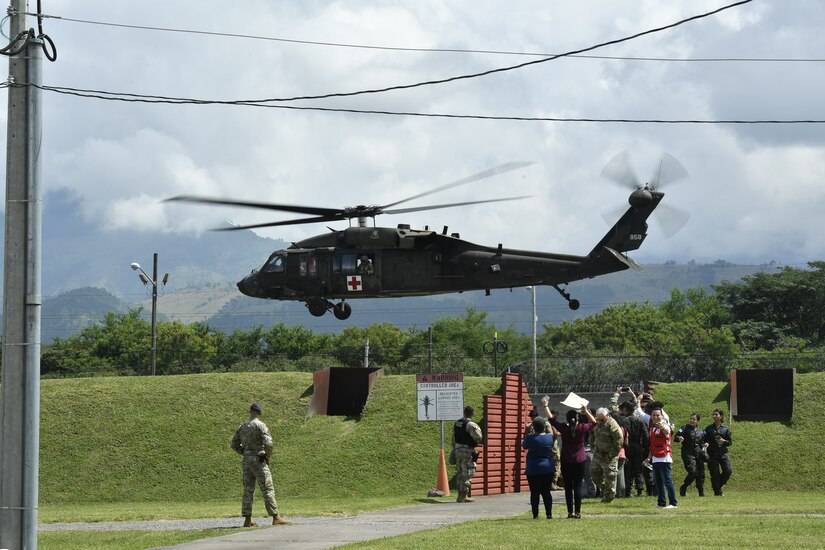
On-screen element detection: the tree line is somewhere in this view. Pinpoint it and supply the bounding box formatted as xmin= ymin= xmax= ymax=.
xmin=28 ymin=262 xmax=825 ymax=385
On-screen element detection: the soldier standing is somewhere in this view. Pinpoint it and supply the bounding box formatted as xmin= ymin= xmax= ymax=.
xmin=589 ymin=407 xmax=623 ymax=503
xmin=453 ymin=405 xmax=483 ymax=503
xmin=231 ymin=403 xmax=292 ymax=527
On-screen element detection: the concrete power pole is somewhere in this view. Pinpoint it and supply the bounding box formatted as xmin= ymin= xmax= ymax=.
xmin=1 ymin=1 xmax=44 ymax=548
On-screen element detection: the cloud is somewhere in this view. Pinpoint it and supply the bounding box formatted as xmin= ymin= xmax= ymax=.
xmin=0 ymin=0 xmax=819 ymax=268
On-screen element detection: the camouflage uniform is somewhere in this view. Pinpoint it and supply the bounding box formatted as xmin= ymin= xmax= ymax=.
xmin=589 ymin=415 xmax=623 ymax=501
xmin=453 ymin=417 xmax=483 ymax=496
xmin=231 ymin=416 xmax=279 ymax=517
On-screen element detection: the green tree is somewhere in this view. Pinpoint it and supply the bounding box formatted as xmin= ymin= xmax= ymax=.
xmin=333 ymin=323 xmax=411 ymax=370
xmin=714 ymin=262 xmax=825 ymax=350
xmin=157 ymin=320 xmax=217 ymax=374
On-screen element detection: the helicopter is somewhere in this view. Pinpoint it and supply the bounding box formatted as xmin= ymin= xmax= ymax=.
xmin=166 ymin=153 xmax=688 ymax=320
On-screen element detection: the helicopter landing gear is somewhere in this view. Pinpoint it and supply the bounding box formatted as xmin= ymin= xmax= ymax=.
xmin=306 ymin=298 xmax=328 ymax=317
xmin=333 ymin=301 xmax=352 ymax=320
xmin=552 ymin=284 xmax=581 ymax=311
xmin=305 ymin=298 xmax=353 ymax=319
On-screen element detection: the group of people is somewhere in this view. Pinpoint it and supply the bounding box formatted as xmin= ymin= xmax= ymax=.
xmin=231 ymin=390 xmax=731 ymax=526
xmin=517 ymin=387 xmax=733 ymax=518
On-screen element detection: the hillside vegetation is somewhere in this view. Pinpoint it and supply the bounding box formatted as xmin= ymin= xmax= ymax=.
xmin=39 ymin=372 xmax=823 ymax=511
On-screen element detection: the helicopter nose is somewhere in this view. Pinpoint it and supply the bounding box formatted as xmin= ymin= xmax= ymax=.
xmin=237 ymin=274 xmax=259 ymax=297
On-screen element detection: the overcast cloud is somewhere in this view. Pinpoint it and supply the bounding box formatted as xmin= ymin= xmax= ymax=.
xmin=4 ymin=0 xmax=825 ymax=265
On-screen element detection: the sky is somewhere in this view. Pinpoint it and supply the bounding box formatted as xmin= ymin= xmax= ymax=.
xmin=4 ymin=0 xmax=825 ymax=266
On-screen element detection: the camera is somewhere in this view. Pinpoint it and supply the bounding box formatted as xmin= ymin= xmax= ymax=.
xmin=622 ymin=386 xmax=631 ymax=392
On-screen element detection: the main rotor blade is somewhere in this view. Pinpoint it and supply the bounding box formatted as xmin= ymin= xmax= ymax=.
xmin=649 ymin=152 xmax=689 ymax=190
xmin=380 ymin=161 xmax=534 ymax=210
xmin=165 ymin=195 xmax=341 ymax=217
xmin=212 ymin=214 xmax=343 ymax=231
xmin=601 ymin=151 xmax=640 ymax=189
xmin=383 ymin=195 xmax=533 ymax=215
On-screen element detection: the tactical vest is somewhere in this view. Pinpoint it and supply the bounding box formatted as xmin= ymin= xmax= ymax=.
xmin=649 ymin=426 xmax=672 ymax=458
xmin=454 ymin=418 xmax=477 ymax=447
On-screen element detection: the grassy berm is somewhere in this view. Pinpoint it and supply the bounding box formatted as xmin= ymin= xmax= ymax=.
xmin=39 ymin=371 xmax=824 ymax=519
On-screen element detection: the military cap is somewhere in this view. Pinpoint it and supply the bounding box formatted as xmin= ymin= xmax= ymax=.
xmin=250 ymin=403 xmax=263 ymax=413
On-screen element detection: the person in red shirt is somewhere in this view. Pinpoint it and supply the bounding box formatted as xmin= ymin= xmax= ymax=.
xmin=648 ymin=407 xmax=677 ymax=508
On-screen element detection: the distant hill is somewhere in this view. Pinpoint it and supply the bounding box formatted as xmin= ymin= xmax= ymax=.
xmin=41 ymin=287 xmax=131 ymax=343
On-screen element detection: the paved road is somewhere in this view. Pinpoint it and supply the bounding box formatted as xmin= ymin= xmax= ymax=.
xmin=154 ymin=491 xmax=542 ymax=549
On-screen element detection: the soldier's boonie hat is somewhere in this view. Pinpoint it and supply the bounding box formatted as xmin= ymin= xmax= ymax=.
xmin=250 ymin=403 xmax=263 ymax=413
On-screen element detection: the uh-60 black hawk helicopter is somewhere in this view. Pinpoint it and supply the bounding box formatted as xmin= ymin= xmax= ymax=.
xmin=167 ymin=152 xmax=688 ymax=320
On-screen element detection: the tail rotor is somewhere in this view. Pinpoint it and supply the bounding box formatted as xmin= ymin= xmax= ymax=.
xmin=600 ymin=151 xmax=690 ymax=238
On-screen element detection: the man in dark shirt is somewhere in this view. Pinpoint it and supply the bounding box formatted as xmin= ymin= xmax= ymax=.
xmin=705 ymin=408 xmax=733 ymax=496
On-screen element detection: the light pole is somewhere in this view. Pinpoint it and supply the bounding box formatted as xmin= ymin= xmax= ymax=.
xmin=527 ymin=286 xmax=537 ymax=392
xmin=130 ymin=253 xmax=168 ymax=375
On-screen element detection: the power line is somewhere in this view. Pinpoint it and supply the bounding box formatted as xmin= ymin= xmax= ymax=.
xmin=24 ymin=83 xmax=825 ymax=124
xmin=28 ymin=7 xmax=823 ymax=63
xmin=26 ymin=1 xmax=755 ymax=105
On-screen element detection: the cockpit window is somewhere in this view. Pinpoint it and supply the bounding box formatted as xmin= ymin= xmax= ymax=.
xmin=262 ymin=254 xmax=285 ymax=273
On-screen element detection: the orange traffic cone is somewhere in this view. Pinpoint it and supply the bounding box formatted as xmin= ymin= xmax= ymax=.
xmin=437 ymin=449 xmax=451 ymax=496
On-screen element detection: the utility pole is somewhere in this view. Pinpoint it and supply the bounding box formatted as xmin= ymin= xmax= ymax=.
xmin=427 ymin=326 xmax=433 ymax=373
xmin=530 ymin=286 xmax=537 ymax=392
xmin=1 ymin=1 xmax=43 ymax=547
xmin=151 ymin=253 xmax=158 ymax=375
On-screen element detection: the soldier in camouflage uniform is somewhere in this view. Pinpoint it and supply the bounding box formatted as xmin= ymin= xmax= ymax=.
xmin=453 ymin=405 xmax=483 ymax=503
xmin=231 ymin=403 xmax=292 ymax=527
xmin=589 ymin=407 xmax=623 ymax=503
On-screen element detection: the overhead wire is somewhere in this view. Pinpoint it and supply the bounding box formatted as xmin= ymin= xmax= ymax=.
xmin=22 ymin=83 xmax=825 ymax=124
xmin=20 ymin=1 xmax=754 ymax=105
xmin=26 ymin=6 xmax=824 ymax=63
xmin=18 ymin=2 xmax=822 ymax=123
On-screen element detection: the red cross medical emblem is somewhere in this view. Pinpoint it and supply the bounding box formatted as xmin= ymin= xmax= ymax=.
xmin=346 ymin=275 xmax=363 ymax=291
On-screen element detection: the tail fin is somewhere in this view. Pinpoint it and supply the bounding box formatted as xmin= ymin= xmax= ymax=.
xmin=587 ymin=189 xmax=663 ymax=264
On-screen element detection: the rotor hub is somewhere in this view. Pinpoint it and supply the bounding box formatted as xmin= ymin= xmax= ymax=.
xmin=629 ymin=187 xmax=654 ymax=207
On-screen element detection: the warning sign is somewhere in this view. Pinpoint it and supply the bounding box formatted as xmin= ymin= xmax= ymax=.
xmin=416 ymin=373 xmax=464 ymax=421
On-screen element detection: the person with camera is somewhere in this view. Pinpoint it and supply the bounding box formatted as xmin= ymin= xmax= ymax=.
xmin=230 ymin=403 xmax=292 ymax=527
xmin=648 ymin=407 xmax=678 ymax=508
xmin=673 ymin=413 xmax=707 ymax=497
xmin=611 ymin=386 xmax=649 ymax=497
xmin=522 ymin=416 xmax=556 ymax=519
xmin=544 ymin=397 xmax=594 ymax=518
xmin=454 ymin=405 xmax=483 ymax=503
xmin=705 ymin=408 xmax=733 ymax=496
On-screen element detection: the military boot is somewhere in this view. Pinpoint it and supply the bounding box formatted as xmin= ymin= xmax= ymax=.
xmin=273 ymin=514 xmax=293 ymax=525
xmin=463 ymin=490 xmax=475 ymax=503
xmin=679 ymin=484 xmax=687 ymax=497
xmin=456 ymin=490 xmax=467 ymax=503
xmin=242 ymin=515 xmax=257 ymax=527
xmin=697 ymin=482 xmax=705 ymax=497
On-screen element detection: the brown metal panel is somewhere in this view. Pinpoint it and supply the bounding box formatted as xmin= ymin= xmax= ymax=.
xmin=310 ymin=368 xmax=331 ymax=415
xmin=472 ymin=372 xmax=532 ymax=496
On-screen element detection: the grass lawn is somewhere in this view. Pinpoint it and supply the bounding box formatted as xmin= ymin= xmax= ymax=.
xmin=40 ymin=495 xmax=448 ymax=523
xmin=338 ymin=491 xmax=825 ymax=549
xmin=39 ymin=491 xmax=824 ymax=549
xmin=38 ymin=529 xmax=236 ymax=550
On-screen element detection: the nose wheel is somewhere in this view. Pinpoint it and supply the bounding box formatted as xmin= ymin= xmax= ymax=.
xmin=553 ymin=284 xmax=581 ymax=310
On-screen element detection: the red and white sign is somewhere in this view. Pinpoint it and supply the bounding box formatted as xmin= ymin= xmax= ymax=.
xmin=346 ymin=275 xmax=363 ymax=291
